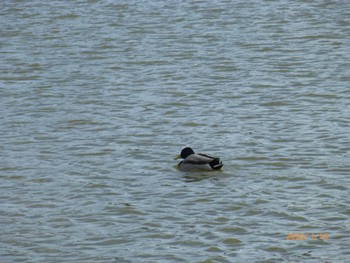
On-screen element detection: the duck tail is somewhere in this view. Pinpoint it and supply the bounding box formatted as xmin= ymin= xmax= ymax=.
xmin=209 ymin=158 xmax=223 ymax=170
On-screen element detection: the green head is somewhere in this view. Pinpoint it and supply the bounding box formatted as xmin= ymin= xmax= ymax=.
xmin=178 ymin=147 xmax=195 ymax=159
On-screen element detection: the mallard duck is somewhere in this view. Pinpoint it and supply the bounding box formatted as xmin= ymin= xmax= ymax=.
xmin=175 ymin=147 xmax=223 ymax=172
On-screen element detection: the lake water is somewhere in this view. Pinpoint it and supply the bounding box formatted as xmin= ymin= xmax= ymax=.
xmin=1 ymin=0 xmax=350 ymax=262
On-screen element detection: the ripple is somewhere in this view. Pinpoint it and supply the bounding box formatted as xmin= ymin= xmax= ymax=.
xmin=223 ymin=238 xmax=242 ymax=246
xmin=1 ymin=0 xmax=349 ymax=262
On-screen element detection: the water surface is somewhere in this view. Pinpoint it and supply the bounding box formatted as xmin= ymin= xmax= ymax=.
xmin=1 ymin=1 xmax=350 ymax=262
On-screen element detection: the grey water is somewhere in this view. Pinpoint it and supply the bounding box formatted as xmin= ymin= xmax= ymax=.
xmin=1 ymin=1 xmax=350 ymax=262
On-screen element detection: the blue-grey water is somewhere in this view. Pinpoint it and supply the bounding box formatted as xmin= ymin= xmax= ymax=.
xmin=1 ymin=1 xmax=350 ymax=262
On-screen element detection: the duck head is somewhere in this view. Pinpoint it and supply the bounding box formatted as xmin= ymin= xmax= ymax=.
xmin=175 ymin=147 xmax=195 ymax=159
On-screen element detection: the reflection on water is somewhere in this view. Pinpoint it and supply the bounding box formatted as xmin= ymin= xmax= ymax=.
xmin=183 ymin=172 xmax=222 ymax=183
xmin=1 ymin=0 xmax=349 ymax=262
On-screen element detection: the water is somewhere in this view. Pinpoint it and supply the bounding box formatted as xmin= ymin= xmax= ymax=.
xmin=1 ymin=0 xmax=350 ymax=262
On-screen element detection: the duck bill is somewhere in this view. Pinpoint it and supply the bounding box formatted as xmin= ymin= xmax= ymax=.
xmin=174 ymin=154 xmax=181 ymax=160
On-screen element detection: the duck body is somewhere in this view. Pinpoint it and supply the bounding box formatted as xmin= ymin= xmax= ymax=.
xmin=176 ymin=147 xmax=223 ymax=172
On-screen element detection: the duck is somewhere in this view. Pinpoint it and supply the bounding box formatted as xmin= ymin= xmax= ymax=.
xmin=175 ymin=147 xmax=223 ymax=172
